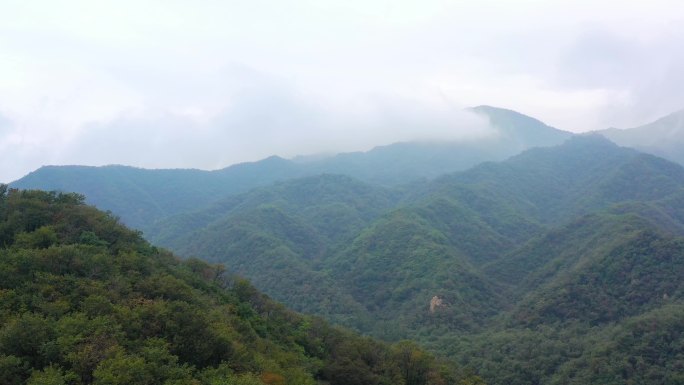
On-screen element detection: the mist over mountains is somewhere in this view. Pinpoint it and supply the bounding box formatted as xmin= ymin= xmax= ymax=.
xmin=13 ymin=105 xmax=684 ymax=231
xmin=597 ymin=108 xmax=684 ymax=165
xmin=11 ymin=106 xmax=570 ymax=229
xmin=8 ymin=105 xmax=684 ymax=384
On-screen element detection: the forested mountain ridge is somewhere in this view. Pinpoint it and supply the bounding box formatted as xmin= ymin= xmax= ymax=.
xmin=9 ymin=108 xmax=684 ymax=384
xmin=11 ymin=106 xmax=571 ymax=231
xmin=139 ymin=135 xmax=684 ymax=384
xmin=147 ymin=174 xmax=401 ymax=248
xmin=149 ymin=135 xmax=684 ymax=283
xmin=421 ymin=135 xmax=684 ymax=225
xmin=10 ymin=158 xmax=302 ymax=231
xmin=0 ymin=187 xmax=481 ymax=385
xmin=12 ymin=107 xmax=684 ymax=234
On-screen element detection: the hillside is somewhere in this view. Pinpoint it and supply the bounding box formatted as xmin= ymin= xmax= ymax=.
xmin=137 ymin=136 xmax=684 ymax=384
xmin=11 ymin=106 xmax=571 ymax=231
xmin=485 ymin=212 xmax=684 ymax=326
xmin=511 ymin=228 xmax=684 ymax=326
xmin=0 ymin=186 xmax=479 ymax=385
xmin=469 ymin=105 xmax=571 ymax=148
xmin=597 ymin=108 xmax=684 ymax=165
xmin=442 ymin=212 xmax=684 ymax=385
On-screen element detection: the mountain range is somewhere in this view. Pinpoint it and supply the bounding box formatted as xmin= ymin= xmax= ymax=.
xmin=11 ymin=106 xmax=572 ymax=231
xmin=8 ymin=105 xmax=684 ymax=384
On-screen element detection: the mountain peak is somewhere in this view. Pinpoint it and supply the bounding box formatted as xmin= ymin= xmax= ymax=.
xmin=470 ymin=105 xmax=547 ymax=125
xmin=596 ymin=108 xmax=684 ymax=165
xmin=469 ymin=105 xmax=572 ymax=148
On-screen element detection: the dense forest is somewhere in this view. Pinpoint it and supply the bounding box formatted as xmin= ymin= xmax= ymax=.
xmin=143 ymin=136 xmax=684 ymax=384
xmin=0 ymin=187 xmax=484 ymax=384
xmin=9 ymin=108 xmax=684 ymax=384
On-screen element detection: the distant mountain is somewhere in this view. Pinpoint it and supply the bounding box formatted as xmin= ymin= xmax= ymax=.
xmin=597 ymin=108 xmax=684 ymax=165
xmin=11 ymin=106 xmax=572 ymax=230
xmin=470 ymin=105 xmax=572 ymax=148
xmin=424 ymin=135 xmax=684 ymax=224
xmin=297 ymin=105 xmax=572 ymax=185
xmin=10 ymin=158 xmax=303 ymax=231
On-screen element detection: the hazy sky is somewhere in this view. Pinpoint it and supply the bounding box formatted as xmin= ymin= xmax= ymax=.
xmin=2 ymin=0 xmax=684 ymax=182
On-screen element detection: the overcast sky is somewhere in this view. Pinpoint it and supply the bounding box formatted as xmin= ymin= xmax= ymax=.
xmin=2 ymin=0 xmax=684 ymax=182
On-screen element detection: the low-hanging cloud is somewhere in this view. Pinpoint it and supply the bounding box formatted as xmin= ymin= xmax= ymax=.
xmin=554 ymin=27 xmax=684 ymax=128
xmin=60 ymin=68 xmax=494 ymax=173
xmin=2 ymin=63 xmax=493 ymax=183
xmin=3 ymin=0 xmax=684 ymax=182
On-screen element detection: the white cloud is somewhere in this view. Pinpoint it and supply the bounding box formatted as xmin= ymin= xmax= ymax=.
xmin=1 ymin=0 xmax=684 ymax=181
xmin=553 ymin=26 xmax=684 ymax=128
xmin=59 ymin=68 xmax=493 ymax=172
